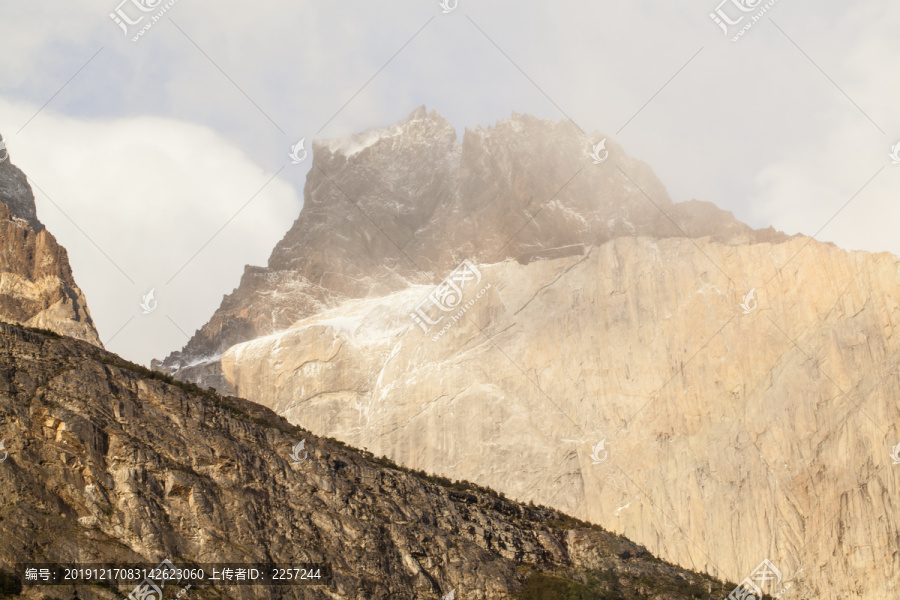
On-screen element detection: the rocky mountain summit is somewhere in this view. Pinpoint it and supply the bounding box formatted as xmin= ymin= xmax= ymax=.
xmin=0 ymin=145 xmax=101 ymax=346
xmin=157 ymin=106 xmax=786 ymax=391
xmin=158 ymin=109 xmax=900 ymax=599
xmin=0 ymin=324 xmax=743 ymax=599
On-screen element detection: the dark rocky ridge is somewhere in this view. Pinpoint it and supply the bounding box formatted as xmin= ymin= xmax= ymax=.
xmin=157 ymin=107 xmax=789 ymax=391
xmin=0 ymin=324 xmax=745 ymax=599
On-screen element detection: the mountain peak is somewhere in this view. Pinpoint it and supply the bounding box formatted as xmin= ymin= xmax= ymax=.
xmin=160 ymin=108 xmax=785 ymax=388
xmin=315 ymin=105 xmax=457 ymax=160
xmin=408 ymin=103 xmax=429 ymax=120
xmin=0 ymin=142 xmax=43 ymax=234
xmin=0 ymin=152 xmax=101 ymax=346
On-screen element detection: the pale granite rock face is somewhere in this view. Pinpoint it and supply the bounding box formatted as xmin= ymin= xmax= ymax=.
xmin=222 ymin=235 xmax=900 ymax=600
xmin=0 ymin=153 xmax=102 ymax=347
xmin=165 ymin=108 xmax=898 ymax=598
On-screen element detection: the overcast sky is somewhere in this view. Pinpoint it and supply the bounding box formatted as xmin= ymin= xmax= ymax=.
xmin=1 ymin=0 xmax=898 ymax=365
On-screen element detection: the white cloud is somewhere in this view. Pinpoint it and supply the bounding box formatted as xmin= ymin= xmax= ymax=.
xmin=0 ymin=98 xmax=301 ymax=365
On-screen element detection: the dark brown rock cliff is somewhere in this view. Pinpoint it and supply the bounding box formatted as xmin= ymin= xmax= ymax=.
xmin=0 ymin=324 xmax=739 ymax=599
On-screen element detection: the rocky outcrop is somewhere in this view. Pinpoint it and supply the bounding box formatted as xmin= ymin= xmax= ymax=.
xmin=0 ymin=324 xmax=740 ymax=599
xmin=0 ymin=148 xmax=101 ymax=346
xmin=157 ymin=107 xmax=787 ymax=391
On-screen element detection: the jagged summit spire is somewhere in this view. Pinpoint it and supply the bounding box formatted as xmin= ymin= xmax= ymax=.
xmin=408 ymin=104 xmax=428 ymax=120
xmin=0 ymin=140 xmax=42 ymax=233
xmin=315 ymin=105 xmax=457 ymax=159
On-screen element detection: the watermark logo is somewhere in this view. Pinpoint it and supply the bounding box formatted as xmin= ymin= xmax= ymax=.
xmin=589 ymin=439 xmax=608 ymax=464
xmin=442 ymin=589 xmax=456 ymax=600
xmin=439 ymin=0 xmax=458 ymax=13
xmin=410 ymin=259 xmax=492 ymax=341
xmin=110 ymin=0 xmax=180 ymax=42
xmin=0 ymin=134 xmax=8 ymax=164
xmin=727 ymin=559 xmax=791 ymax=600
xmin=589 ymin=139 xmax=609 ymax=164
xmin=110 ymin=0 xmax=161 ymax=35
xmin=290 ymin=439 xmax=308 ymax=464
xmin=129 ymin=578 xmax=164 ymax=600
xmin=889 ymin=142 xmax=900 ymax=165
xmin=128 ymin=559 xmax=175 ymax=600
xmin=289 ymin=139 xmax=308 ymax=164
xmin=710 ymin=0 xmax=781 ymax=42
xmin=740 ymin=288 xmax=757 ymax=314
xmin=709 ymin=0 xmax=759 ymax=34
xmin=0 ymin=439 xmax=7 ymax=463
xmin=140 ymin=289 xmax=158 ymax=314
xmin=890 ymin=442 xmax=900 ymax=465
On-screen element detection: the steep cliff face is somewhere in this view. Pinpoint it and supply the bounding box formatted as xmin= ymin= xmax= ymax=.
xmin=220 ymin=232 xmax=900 ymax=600
xmin=0 ymin=150 xmax=101 ymax=347
xmin=0 ymin=324 xmax=740 ymax=599
xmin=158 ymin=107 xmax=785 ymax=391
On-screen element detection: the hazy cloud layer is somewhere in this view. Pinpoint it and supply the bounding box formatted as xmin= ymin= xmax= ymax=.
xmin=1 ymin=0 xmax=898 ymax=363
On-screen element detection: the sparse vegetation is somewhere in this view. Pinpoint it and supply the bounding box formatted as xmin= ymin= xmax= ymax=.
xmin=0 ymin=322 xmax=62 ymax=341
xmin=515 ymin=568 xmax=739 ymax=600
xmin=98 ymin=356 xmax=209 ymax=397
xmin=516 ymin=571 xmax=617 ymax=599
xmin=0 ymin=569 xmax=22 ymax=598
xmin=319 ymin=436 xmax=618 ymax=537
xmin=96 ymin=355 xmax=295 ymax=431
xmin=323 ymin=437 xmax=516 ymax=500
xmin=546 ymin=514 xmax=606 ymax=532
